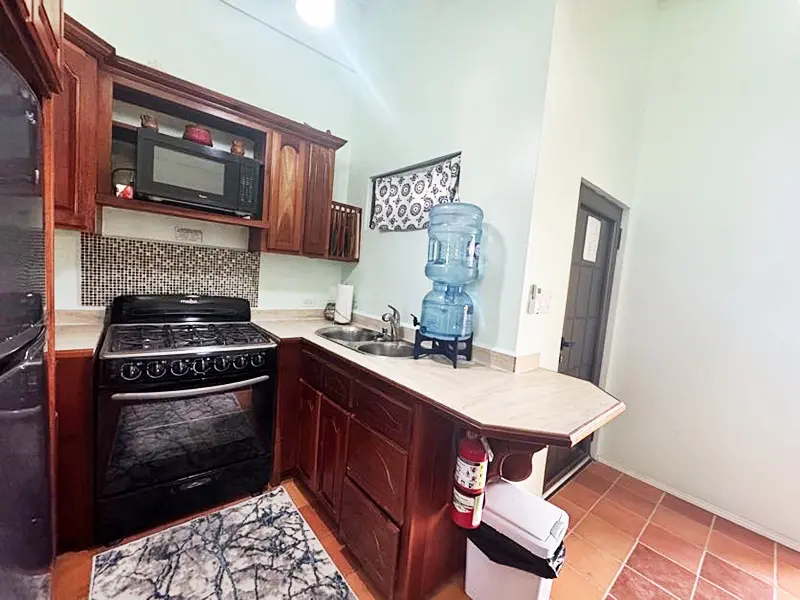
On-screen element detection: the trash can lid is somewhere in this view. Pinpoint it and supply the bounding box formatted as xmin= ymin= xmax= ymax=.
xmin=483 ymin=481 xmax=569 ymax=560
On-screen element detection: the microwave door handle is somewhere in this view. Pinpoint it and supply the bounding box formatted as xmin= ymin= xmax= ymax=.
xmin=110 ymin=375 xmax=270 ymax=402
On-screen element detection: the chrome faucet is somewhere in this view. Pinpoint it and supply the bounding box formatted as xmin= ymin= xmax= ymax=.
xmin=381 ymin=305 xmax=401 ymax=342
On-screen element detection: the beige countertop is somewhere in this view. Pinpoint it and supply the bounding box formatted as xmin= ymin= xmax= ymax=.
xmin=54 ymin=314 xmax=625 ymax=446
xmin=254 ymin=318 xmax=625 ymax=447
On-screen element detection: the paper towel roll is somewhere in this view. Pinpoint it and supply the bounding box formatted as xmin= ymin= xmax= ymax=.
xmin=334 ymin=284 xmax=354 ymax=324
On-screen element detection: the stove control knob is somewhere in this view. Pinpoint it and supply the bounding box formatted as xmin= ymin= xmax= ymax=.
xmin=120 ymin=362 xmax=142 ymax=381
xmin=146 ymin=361 xmax=167 ymax=379
xmin=214 ymin=356 xmax=231 ymax=372
xmin=233 ymin=355 xmax=248 ymax=370
xmin=170 ymin=359 xmax=190 ymax=376
xmin=250 ymin=353 xmax=265 ymax=368
xmin=193 ymin=357 xmax=212 ymax=374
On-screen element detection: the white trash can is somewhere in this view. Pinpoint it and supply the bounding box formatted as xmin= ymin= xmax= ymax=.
xmin=465 ymin=481 xmax=568 ymax=600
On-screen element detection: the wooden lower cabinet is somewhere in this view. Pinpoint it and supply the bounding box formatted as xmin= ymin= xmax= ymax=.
xmin=316 ymin=395 xmax=349 ymax=522
xmin=287 ymin=342 xmax=465 ymax=600
xmin=297 ymin=380 xmax=320 ymax=492
xmin=339 ymin=477 xmax=400 ymax=598
xmin=54 ymin=351 xmax=94 ymax=550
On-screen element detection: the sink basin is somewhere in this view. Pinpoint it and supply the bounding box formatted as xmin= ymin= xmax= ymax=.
xmin=357 ymin=341 xmax=415 ymax=358
xmin=316 ymin=326 xmax=381 ymax=343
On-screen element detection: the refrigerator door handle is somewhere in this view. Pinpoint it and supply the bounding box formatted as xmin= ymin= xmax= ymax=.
xmin=0 ymin=405 xmax=42 ymax=419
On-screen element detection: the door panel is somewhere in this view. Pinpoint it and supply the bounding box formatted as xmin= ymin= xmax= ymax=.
xmin=316 ymin=395 xmax=349 ymax=522
xmin=303 ymin=144 xmax=334 ymax=257
xmin=545 ymin=184 xmax=622 ymax=491
xmin=267 ymin=132 xmax=307 ymax=253
xmin=52 ymin=40 xmax=97 ymax=230
xmin=297 ymin=380 xmax=320 ymax=491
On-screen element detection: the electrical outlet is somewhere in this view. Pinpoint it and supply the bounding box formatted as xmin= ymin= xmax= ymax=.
xmin=175 ymin=227 xmax=203 ymax=243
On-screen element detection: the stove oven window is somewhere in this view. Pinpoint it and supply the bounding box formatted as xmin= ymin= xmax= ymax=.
xmin=98 ymin=389 xmax=267 ymax=497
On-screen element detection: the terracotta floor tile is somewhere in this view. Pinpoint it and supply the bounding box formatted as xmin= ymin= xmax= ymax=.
xmin=700 ymin=553 xmax=773 ymax=600
xmin=610 ymin=566 xmax=677 ymax=600
xmin=650 ymin=505 xmax=710 ymax=547
xmin=779 ymin=590 xmax=800 ymax=600
xmin=778 ymin=562 xmax=800 ymax=598
xmin=430 ymin=580 xmax=469 ymax=600
xmin=605 ymin=484 xmax=659 ymax=518
xmin=557 ymin=481 xmax=601 ymax=511
xmin=53 ymin=550 xmax=94 ymax=600
xmin=693 ymin=578 xmax=739 ymax=599
xmin=616 ymin=474 xmax=664 ymax=503
xmin=299 ymin=504 xmax=335 ymax=539
xmin=565 ymin=533 xmax=622 ymax=590
xmin=592 ymin=497 xmax=648 ymax=538
xmin=584 ymin=461 xmax=622 ymax=483
xmin=346 ymin=571 xmax=378 ymax=600
xmin=551 ymin=564 xmax=604 ymax=600
xmin=575 ymin=469 xmax=616 ymax=495
xmin=712 ymin=518 xmax=775 ymax=556
xmin=639 ymin=523 xmax=704 ymax=572
xmin=549 ymin=494 xmax=587 ymax=530
xmin=707 ymin=530 xmax=774 ymax=583
xmin=626 ymin=543 xmax=695 ymax=599
xmin=283 ymin=479 xmax=311 ymax=508
xmin=780 ymin=544 xmax=800 ymax=571
xmin=660 ymin=495 xmax=714 ymax=527
xmin=574 ymin=514 xmax=636 ymax=562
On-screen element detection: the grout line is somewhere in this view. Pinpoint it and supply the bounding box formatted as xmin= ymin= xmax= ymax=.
xmin=688 ymin=514 xmax=716 ymax=599
xmin=774 ymin=540 xmax=779 ymax=600
xmin=569 ymin=470 xmax=624 ymax=532
xmin=602 ymin=489 xmax=666 ymax=599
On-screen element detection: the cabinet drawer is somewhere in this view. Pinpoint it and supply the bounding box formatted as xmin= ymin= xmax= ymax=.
xmin=352 ymin=380 xmax=413 ymax=448
xmin=339 ymin=477 xmax=400 ymax=598
xmin=347 ymin=419 xmax=407 ymax=523
xmin=300 ymin=350 xmax=323 ymax=390
xmin=322 ymin=363 xmax=351 ymax=409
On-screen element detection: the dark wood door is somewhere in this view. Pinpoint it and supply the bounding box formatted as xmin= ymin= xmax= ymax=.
xmin=316 ymin=395 xmax=349 ymax=522
xmin=267 ymin=132 xmax=308 ymax=253
xmin=302 ymin=144 xmax=334 ymax=257
xmin=297 ymin=380 xmax=320 ymax=492
xmin=52 ymin=39 xmax=96 ymax=230
xmin=545 ymin=184 xmax=622 ymax=491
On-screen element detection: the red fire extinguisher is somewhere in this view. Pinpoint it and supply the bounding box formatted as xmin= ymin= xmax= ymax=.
xmin=451 ymin=431 xmax=493 ymax=529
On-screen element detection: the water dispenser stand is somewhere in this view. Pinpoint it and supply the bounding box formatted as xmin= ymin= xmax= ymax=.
xmin=412 ymin=328 xmax=473 ymax=369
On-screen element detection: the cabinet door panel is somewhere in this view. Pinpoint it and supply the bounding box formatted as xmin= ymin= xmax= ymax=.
xmin=316 ymin=396 xmax=349 ymax=522
xmin=339 ymin=477 xmax=400 ymax=598
xmin=297 ymin=381 xmax=320 ymax=492
xmin=267 ymin=132 xmax=307 ymax=253
xmin=347 ymin=419 xmax=407 ymax=524
xmin=302 ymin=144 xmax=334 ymax=257
xmin=52 ymin=40 xmax=96 ymax=230
xmin=31 ymin=0 xmax=63 ymax=88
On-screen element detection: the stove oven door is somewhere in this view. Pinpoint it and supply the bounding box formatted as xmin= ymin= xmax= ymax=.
xmin=94 ymin=375 xmax=275 ymax=542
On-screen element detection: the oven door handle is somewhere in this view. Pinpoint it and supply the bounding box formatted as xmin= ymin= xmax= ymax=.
xmin=110 ymin=375 xmax=270 ymax=401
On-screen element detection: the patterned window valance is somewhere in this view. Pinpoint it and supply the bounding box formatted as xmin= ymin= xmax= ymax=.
xmin=369 ymin=153 xmax=461 ymax=231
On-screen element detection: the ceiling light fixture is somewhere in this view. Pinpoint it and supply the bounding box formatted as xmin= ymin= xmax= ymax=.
xmin=295 ymin=0 xmax=335 ymax=28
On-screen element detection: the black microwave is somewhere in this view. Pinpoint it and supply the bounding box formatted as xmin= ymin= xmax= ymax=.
xmin=135 ymin=128 xmax=262 ymax=218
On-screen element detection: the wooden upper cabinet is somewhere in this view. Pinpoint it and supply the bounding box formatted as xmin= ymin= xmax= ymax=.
xmin=266 ymin=132 xmax=308 ymax=253
xmin=302 ymin=144 xmax=334 ymax=257
xmin=316 ymin=395 xmax=349 ymax=523
xmin=31 ymin=0 xmax=62 ymax=80
xmin=2 ymin=0 xmax=63 ymax=96
xmin=52 ymin=39 xmax=97 ymax=230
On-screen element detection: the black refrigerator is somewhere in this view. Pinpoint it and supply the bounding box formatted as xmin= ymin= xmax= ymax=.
xmin=0 ymin=54 xmax=53 ymax=599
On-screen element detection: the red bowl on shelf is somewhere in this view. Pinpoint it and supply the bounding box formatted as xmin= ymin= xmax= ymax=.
xmin=182 ymin=123 xmax=213 ymax=146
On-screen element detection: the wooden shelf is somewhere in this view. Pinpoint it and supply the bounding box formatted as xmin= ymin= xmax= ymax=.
xmin=96 ymin=193 xmax=270 ymax=229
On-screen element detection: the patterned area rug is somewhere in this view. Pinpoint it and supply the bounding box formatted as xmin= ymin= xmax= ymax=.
xmin=89 ymin=487 xmax=356 ymax=599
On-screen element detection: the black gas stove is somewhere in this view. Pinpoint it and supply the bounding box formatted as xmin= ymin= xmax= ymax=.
xmin=94 ymin=295 xmax=277 ymax=543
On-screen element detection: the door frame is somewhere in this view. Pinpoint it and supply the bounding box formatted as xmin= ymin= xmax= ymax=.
xmin=576 ymin=180 xmax=624 ymax=385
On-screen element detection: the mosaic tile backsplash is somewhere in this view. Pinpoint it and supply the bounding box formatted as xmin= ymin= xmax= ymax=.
xmin=80 ymin=233 xmax=259 ymax=306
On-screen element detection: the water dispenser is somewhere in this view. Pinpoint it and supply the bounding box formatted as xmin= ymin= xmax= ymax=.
xmin=413 ymin=203 xmax=483 ymax=368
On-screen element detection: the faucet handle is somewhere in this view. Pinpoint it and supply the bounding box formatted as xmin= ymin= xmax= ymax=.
xmin=386 ymin=304 xmax=400 ymax=322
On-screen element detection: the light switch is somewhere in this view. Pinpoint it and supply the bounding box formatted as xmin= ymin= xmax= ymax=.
xmin=527 ymin=285 xmax=552 ymax=315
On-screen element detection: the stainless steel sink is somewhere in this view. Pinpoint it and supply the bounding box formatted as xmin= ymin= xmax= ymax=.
xmin=316 ymin=325 xmax=381 ymax=343
xmin=356 ymin=341 xmax=415 ymax=358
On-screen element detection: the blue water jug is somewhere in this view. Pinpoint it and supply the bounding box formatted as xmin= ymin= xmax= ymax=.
xmin=424 ymin=203 xmax=483 ymax=285
xmin=420 ymin=283 xmax=474 ymax=340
